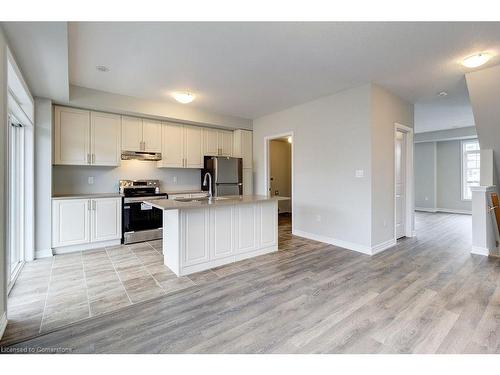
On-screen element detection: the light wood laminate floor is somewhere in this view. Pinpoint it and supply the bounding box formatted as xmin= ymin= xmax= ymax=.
xmin=4 ymin=212 xmax=500 ymax=353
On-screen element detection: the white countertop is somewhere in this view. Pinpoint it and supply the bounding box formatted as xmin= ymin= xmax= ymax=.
xmin=144 ymin=195 xmax=285 ymax=211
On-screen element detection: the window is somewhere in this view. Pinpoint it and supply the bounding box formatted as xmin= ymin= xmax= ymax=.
xmin=461 ymin=139 xmax=480 ymax=200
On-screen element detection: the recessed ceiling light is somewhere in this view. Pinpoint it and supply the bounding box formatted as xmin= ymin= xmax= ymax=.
xmin=96 ymin=65 xmax=110 ymax=72
xmin=438 ymin=91 xmax=448 ymax=97
xmin=461 ymin=53 xmax=493 ymax=68
xmin=287 ymin=136 xmax=292 ymax=144
xmin=172 ymin=92 xmax=195 ymax=104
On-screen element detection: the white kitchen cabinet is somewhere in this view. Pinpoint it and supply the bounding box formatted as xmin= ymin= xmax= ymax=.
xmin=233 ymin=129 xmax=253 ymax=169
xmin=203 ymin=128 xmax=233 ymax=157
xmin=243 ymin=168 xmax=253 ymax=195
xmin=182 ymin=208 xmax=210 ymax=267
xmin=121 ymin=116 xmax=143 ymax=152
xmin=121 ymin=116 xmax=161 ymax=153
xmin=54 ymin=106 xmax=121 ymax=167
xmin=91 ymin=198 xmax=122 ymax=242
xmin=234 ymin=203 xmax=258 ymax=254
xmin=52 ymin=199 xmax=91 ymax=247
xmin=54 ymin=106 xmax=91 ymax=165
xmin=184 ymin=126 xmax=203 ymax=168
xmin=52 ymin=197 xmax=122 ymax=251
xmin=158 ymin=123 xmax=203 ymax=168
xmin=142 ymin=119 xmax=162 ymax=152
xmin=210 ymin=205 xmax=234 ymax=259
xmin=91 ymin=112 xmax=121 ymax=166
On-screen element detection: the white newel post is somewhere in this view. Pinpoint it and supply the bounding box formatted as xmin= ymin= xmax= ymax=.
xmin=471 ymin=185 xmax=498 ymax=256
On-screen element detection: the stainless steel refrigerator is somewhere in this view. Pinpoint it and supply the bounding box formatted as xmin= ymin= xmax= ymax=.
xmin=202 ymin=156 xmax=243 ymax=196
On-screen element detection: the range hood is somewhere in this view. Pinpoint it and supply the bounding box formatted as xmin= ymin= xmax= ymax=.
xmin=121 ymin=151 xmax=162 ymax=161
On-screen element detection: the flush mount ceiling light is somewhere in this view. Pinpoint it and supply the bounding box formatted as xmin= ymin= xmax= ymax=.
xmin=461 ymin=53 xmax=493 ymax=68
xmin=96 ymin=65 xmax=110 ymax=72
xmin=438 ymin=91 xmax=448 ymax=97
xmin=172 ymin=92 xmax=195 ymax=104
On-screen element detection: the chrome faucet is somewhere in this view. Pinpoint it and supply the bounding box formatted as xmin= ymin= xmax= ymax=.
xmin=203 ymin=172 xmax=213 ymax=200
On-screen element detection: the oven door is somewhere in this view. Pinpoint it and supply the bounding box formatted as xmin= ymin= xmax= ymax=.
xmin=123 ymin=200 xmax=163 ymax=234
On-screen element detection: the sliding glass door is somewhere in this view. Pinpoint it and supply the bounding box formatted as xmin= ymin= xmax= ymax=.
xmin=8 ymin=114 xmax=25 ymax=290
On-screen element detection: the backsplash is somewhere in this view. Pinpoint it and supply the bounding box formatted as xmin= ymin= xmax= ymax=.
xmin=52 ymin=160 xmax=201 ymax=195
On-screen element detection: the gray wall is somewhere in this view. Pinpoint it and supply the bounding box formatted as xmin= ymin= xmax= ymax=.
xmin=35 ymin=98 xmax=53 ymax=258
xmin=414 ymin=142 xmax=436 ymax=209
xmin=437 ymin=140 xmax=472 ymax=212
xmin=415 ymin=126 xmax=476 ymax=143
xmin=0 ymin=26 xmax=8 ymax=336
xmin=53 ymin=161 xmax=201 ymax=195
xmin=414 ymin=139 xmax=473 ymax=213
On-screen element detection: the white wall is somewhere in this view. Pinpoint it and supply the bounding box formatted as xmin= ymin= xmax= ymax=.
xmin=270 ymin=139 xmax=291 ymax=213
xmin=65 ymin=85 xmax=252 ymax=131
xmin=0 ymin=26 xmax=8 ymax=338
xmin=53 ymin=161 xmax=201 ymax=195
xmin=254 ymin=85 xmax=373 ymax=249
xmin=414 ymin=142 xmax=437 ymax=210
xmin=34 ymin=98 xmax=53 ymax=258
xmin=370 ymin=84 xmax=414 ymax=246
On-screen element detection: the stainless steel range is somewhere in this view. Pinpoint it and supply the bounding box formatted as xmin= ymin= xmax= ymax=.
xmin=120 ymin=179 xmax=168 ymax=244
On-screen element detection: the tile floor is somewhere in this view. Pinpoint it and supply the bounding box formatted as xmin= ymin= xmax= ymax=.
xmin=2 ymin=238 xmax=250 ymax=345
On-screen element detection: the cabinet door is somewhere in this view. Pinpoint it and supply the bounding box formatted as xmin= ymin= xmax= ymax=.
xmin=91 ymin=198 xmax=122 ymax=242
xmin=91 ymin=112 xmax=121 ymax=166
xmin=241 ymin=130 xmax=253 ymax=169
xmin=182 ymin=208 xmax=210 ymax=266
xmin=184 ymin=126 xmax=203 ymax=168
xmin=52 ymin=199 xmax=90 ymax=247
xmin=234 ymin=203 xmax=258 ymax=253
xmin=259 ymin=201 xmax=277 ymax=248
xmin=243 ymin=168 xmax=253 ymax=195
xmin=54 ymin=106 xmax=90 ymax=165
xmin=218 ymin=130 xmax=233 ymax=156
xmin=210 ymin=205 xmax=234 ymax=259
xmin=160 ymin=122 xmax=184 ymax=168
xmin=203 ymin=128 xmax=219 ymax=156
xmin=121 ymin=116 xmax=143 ymax=151
xmin=142 ymin=119 xmax=162 ymax=152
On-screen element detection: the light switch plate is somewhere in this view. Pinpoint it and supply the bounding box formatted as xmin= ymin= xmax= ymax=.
xmin=88 ymin=176 xmax=94 ymax=185
xmin=355 ymin=169 xmax=364 ymax=178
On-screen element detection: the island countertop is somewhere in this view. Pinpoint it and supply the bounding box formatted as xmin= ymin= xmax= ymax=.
xmin=144 ymin=195 xmax=286 ymax=211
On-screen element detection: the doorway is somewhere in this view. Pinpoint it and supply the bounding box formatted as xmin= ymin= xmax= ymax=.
xmin=394 ymin=123 xmax=414 ymax=239
xmin=265 ymin=132 xmax=294 ymax=229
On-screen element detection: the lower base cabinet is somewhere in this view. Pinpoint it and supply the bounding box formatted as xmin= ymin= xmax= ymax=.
xmin=52 ymin=197 xmax=122 ymax=252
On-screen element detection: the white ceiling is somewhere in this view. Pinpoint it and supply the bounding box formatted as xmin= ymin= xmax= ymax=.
xmin=6 ymin=22 xmax=500 ymax=132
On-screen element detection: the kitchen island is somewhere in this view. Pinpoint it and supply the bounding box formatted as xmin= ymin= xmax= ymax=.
xmin=144 ymin=195 xmax=280 ymax=276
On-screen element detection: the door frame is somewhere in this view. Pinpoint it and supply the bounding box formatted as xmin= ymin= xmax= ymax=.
xmin=264 ymin=131 xmax=294 ymax=231
xmin=394 ymin=123 xmax=414 ymax=239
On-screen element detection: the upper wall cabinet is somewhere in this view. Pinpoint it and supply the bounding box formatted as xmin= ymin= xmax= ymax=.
xmin=203 ymin=128 xmax=233 ymax=157
xmin=121 ymin=116 xmax=162 ymax=153
xmin=233 ymin=129 xmax=253 ymax=169
xmin=54 ymin=106 xmax=121 ymax=166
xmin=158 ymin=122 xmax=203 ymax=169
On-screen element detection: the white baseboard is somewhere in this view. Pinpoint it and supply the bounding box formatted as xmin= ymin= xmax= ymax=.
xmin=35 ymin=248 xmax=53 ymax=259
xmin=471 ymin=246 xmax=490 ymax=256
xmin=371 ymin=238 xmax=397 ymax=255
xmin=293 ymin=229 xmax=372 ymax=255
xmin=0 ymin=312 xmax=7 ymax=341
xmin=53 ymin=239 xmax=121 ymax=255
xmin=415 ymin=207 xmax=471 ymax=215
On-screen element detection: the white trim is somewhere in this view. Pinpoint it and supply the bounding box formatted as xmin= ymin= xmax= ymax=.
xmin=471 ymin=185 xmax=496 ymax=193
xmin=0 ymin=312 xmax=7 ymax=341
xmin=461 ymin=139 xmax=480 ymax=201
xmin=394 ymin=123 xmax=415 ymax=239
xmin=293 ymin=229 xmax=372 ymax=255
xmin=415 ymin=207 xmax=438 ymax=213
xmin=52 ymin=239 xmax=121 ymax=255
xmin=415 ymin=207 xmax=472 ymax=215
xmin=371 ymin=238 xmax=397 ymax=255
xmin=35 ymin=248 xmax=54 ymax=259
xmin=264 ymin=131 xmax=294 ymax=233
xmin=471 ymin=245 xmax=490 ymax=256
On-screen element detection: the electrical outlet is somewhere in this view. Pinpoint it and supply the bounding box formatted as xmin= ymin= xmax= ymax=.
xmin=316 ymin=214 xmax=321 ymax=222
xmin=425 ymin=196 xmax=429 ymax=201
xmin=383 ymin=219 xmax=387 ymax=227
xmin=355 ymin=169 xmax=364 ymax=178
xmin=88 ymin=176 xmax=94 ymax=185
xmin=172 ymin=176 xmax=177 ymax=184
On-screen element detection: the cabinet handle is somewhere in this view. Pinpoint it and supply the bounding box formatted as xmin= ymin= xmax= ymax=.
xmin=88 ymin=200 xmax=91 ymax=211
xmin=93 ymin=200 xmax=96 ymax=211
xmin=87 ymin=153 xmax=91 ymax=164
xmin=91 ymin=153 xmax=95 ymax=164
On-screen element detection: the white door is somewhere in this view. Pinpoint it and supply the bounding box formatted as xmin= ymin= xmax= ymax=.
xmin=52 ymin=199 xmax=91 ymax=247
xmin=184 ymin=126 xmax=203 ymax=168
xmin=91 ymin=112 xmax=121 ymax=166
xmin=142 ymin=119 xmax=162 ymax=152
xmin=203 ymin=128 xmax=219 ymax=156
xmin=160 ymin=122 xmax=184 ymax=168
xmin=54 ymin=106 xmax=90 ymax=165
xmin=395 ymin=130 xmax=406 ymax=239
xmin=121 ymin=116 xmax=143 ymax=151
xmin=91 ymin=198 xmax=121 ymax=242
xmin=218 ymin=130 xmax=233 ymax=156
